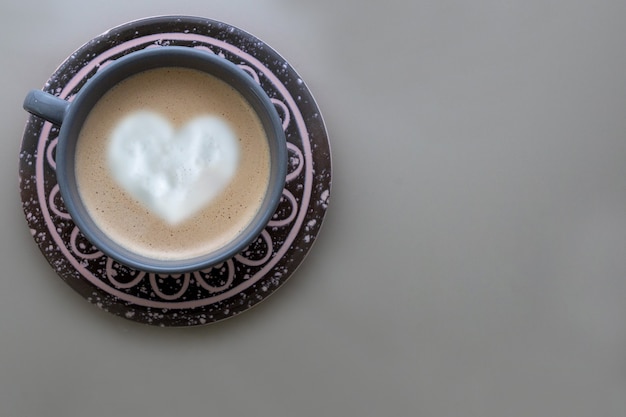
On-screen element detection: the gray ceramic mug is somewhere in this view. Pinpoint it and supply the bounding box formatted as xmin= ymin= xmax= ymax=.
xmin=23 ymin=46 xmax=287 ymax=274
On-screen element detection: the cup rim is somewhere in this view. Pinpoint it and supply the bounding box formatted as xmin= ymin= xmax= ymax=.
xmin=55 ymin=46 xmax=287 ymax=274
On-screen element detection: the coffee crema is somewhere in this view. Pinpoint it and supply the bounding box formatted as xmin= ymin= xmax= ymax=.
xmin=75 ymin=67 xmax=271 ymax=261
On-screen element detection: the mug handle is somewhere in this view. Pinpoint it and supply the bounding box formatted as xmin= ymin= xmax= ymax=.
xmin=23 ymin=90 xmax=70 ymax=126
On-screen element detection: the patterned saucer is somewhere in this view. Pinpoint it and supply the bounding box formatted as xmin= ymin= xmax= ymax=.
xmin=18 ymin=16 xmax=331 ymax=326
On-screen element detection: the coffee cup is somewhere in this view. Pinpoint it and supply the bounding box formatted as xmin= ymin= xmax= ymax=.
xmin=23 ymin=46 xmax=287 ymax=274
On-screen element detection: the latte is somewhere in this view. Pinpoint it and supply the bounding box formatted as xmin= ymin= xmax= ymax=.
xmin=75 ymin=67 xmax=271 ymax=261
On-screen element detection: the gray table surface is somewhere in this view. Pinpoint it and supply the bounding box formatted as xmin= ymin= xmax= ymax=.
xmin=2 ymin=1 xmax=626 ymax=416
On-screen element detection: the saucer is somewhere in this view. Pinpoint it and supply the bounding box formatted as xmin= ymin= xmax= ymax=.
xmin=18 ymin=16 xmax=331 ymax=326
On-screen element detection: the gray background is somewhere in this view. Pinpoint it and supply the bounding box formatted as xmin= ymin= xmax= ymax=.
xmin=2 ymin=1 xmax=626 ymax=416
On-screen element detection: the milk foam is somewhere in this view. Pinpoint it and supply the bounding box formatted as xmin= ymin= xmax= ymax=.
xmin=76 ymin=67 xmax=270 ymax=261
xmin=108 ymin=111 xmax=239 ymax=224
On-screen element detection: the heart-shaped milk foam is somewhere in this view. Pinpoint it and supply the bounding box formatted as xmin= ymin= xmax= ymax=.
xmin=107 ymin=111 xmax=239 ymax=224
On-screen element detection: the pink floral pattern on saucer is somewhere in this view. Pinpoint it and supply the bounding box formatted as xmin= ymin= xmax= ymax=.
xmin=19 ymin=16 xmax=331 ymax=326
